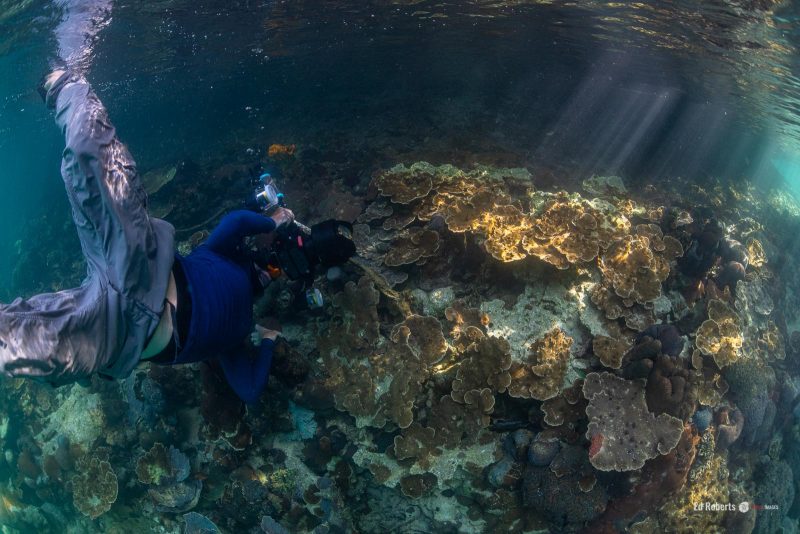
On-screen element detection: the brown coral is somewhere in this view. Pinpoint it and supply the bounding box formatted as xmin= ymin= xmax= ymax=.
xmin=522 ymin=194 xmax=626 ymax=269
xmin=757 ymin=321 xmax=785 ymax=361
xmin=373 ymin=168 xmax=434 ymax=204
xmin=267 ymin=143 xmax=296 ymax=158
xmin=695 ymin=299 xmax=743 ymax=368
xmin=746 ymin=238 xmax=767 ymax=268
xmin=444 ymin=301 xmax=488 ymax=352
xmin=136 ymin=443 xmax=171 ymax=485
xmin=399 ymin=473 xmax=438 ymax=499
xmin=583 ymin=372 xmax=684 ymax=471
xmin=321 ymin=276 xmax=381 ymax=358
xmin=541 ymin=379 xmax=587 ymax=428
xmin=590 ymin=284 xmax=656 ymax=332
xmin=384 ymin=227 xmax=441 ymax=267
xmin=598 ymin=234 xmax=665 ymax=305
xmin=391 ymin=315 xmax=448 ymax=366
xmin=479 ymin=204 xmax=532 ymax=262
xmin=393 ymin=423 xmax=440 ymax=468
xmin=592 ymin=335 xmax=630 ymax=370
xmin=72 ymin=455 xmax=118 ymax=519
xmin=451 ymin=336 xmax=512 ymax=404
xmin=507 ymin=328 xmax=572 ymax=401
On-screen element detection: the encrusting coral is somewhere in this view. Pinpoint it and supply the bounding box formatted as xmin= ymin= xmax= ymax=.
xmin=583 ymin=372 xmax=684 ymax=471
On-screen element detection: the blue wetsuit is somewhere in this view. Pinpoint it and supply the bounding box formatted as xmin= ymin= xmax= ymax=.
xmin=170 ymin=210 xmax=277 ymax=404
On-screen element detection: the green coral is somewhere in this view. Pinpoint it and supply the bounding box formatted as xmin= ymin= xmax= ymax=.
xmin=136 ymin=443 xmax=171 ymax=485
xmin=264 ymin=468 xmax=297 ymax=497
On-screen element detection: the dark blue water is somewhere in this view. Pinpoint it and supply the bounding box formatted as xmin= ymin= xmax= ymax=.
xmin=3 ymin=0 xmax=800 ymax=297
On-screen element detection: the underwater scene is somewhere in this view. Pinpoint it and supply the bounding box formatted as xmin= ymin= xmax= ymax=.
xmin=2 ymin=0 xmax=800 ymax=532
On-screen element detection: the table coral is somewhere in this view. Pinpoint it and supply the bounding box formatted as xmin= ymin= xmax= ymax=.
xmin=136 ymin=443 xmax=190 ymax=486
xmin=71 ymin=455 xmax=118 ymax=519
xmin=757 ymin=321 xmax=785 ymax=361
xmin=695 ymin=299 xmax=743 ymax=368
xmin=583 ymin=372 xmax=684 ymax=471
xmin=136 ymin=442 xmax=172 ymax=485
xmin=507 ymin=328 xmax=572 ymax=401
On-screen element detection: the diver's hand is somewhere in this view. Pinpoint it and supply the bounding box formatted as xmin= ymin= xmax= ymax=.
xmin=269 ymin=207 xmax=295 ymax=228
xmin=251 ymin=325 xmax=280 ymax=345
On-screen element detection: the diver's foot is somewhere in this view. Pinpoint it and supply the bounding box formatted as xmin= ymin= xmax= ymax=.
xmin=37 ymin=69 xmax=68 ymax=104
xmin=43 ymin=70 xmax=66 ymax=91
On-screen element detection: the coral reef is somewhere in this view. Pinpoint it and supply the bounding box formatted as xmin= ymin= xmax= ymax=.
xmin=5 ymin=156 xmax=798 ymax=534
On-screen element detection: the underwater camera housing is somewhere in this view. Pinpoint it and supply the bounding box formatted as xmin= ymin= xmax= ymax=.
xmin=249 ymin=173 xmax=356 ymax=308
xmin=270 ymin=219 xmax=356 ymax=282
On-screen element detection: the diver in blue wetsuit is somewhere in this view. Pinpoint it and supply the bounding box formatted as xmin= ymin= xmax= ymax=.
xmin=144 ymin=208 xmax=295 ymax=404
xmin=0 ymin=69 xmax=290 ymax=404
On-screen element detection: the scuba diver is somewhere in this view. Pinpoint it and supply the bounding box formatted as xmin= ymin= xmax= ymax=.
xmin=0 ymin=69 xmax=318 ymax=403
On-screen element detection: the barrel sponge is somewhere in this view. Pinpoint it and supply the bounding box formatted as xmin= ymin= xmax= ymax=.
xmin=583 ymin=372 xmax=684 ymax=471
xmin=72 ymin=455 xmax=118 ymax=519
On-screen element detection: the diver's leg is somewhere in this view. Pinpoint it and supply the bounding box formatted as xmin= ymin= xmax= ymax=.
xmin=0 ymin=284 xmax=112 ymax=383
xmin=47 ymin=71 xmax=175 ymax=314
xmin=0 ymin=73 xmax=177 ymax=384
